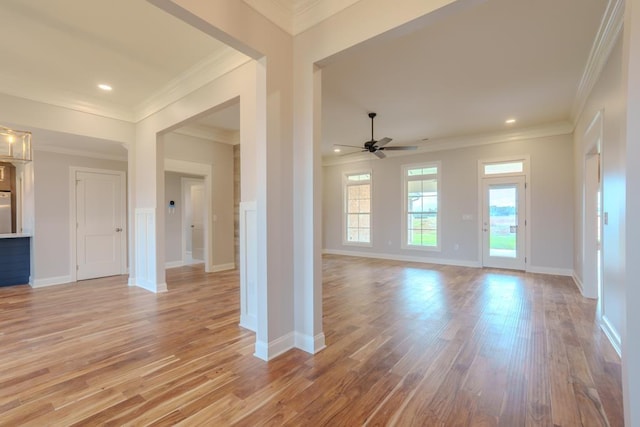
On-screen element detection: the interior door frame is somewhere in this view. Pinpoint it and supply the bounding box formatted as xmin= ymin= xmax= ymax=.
xmin=165 ymin=158 xmax=212 ymax=273
xmin=582 ymin=109 xmax=603 ymax=302
xmin=477 ymin=155 xmax=531 ymax=270
xmin=69 ymin=167 xmax=127 ymax=282
xmin=181 ymin=177 xmax=205 ymax=265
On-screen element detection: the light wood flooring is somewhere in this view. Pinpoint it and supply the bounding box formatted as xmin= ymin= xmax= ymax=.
xmin=0 ymin=255 xmax=623 ymax=426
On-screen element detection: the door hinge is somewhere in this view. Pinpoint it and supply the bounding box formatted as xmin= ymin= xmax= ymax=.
xmin=525 ymin=219 xmax=527 ymax=226
xmin=525 ymin=257 xmax=527 ymax=263
xmin=76 ymin=265 xmax=79 ymax=271
xmin=525 ymin=182 xmax=527 ymax=189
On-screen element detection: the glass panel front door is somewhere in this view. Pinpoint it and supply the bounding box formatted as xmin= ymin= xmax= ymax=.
xmin=488 ymin=186 xmax=517 ymax=258
xmin=482 ymin=176 xmax=526 ymax=270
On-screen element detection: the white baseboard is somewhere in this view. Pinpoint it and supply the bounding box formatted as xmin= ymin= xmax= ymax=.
xmin=295 ymin=332 xmax=326 ymax=354
xmin=165 ymin=260 xmax=184 ymax=269
xmin=322 ymin=248 xmax=482 ymax=268
xmin=31 ymin=275 xmax=72 ymax=288
xmin=572 ymin=272 xmax=584 ymax=293
xmin=132 ymin=280 xmax=168 ymax=293
xmin=601 ymin=314 xmax=622 ymax=357
xmin=254 ymin=332 xmax=295 ymax=361
xmin=211 ymin=263 xmax=236 ymax=272
xmin=324 ymin=249 xmax=574 ymax=277
xmin=526 ymin=265 xmax=573 ymax=276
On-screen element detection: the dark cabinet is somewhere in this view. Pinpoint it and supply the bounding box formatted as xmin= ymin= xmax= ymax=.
xmin=0 ymin=237 xmax=30 ymax=286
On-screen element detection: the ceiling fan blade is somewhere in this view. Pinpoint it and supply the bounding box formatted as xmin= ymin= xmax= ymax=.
xmin=334 ymin=144 xmax=365 ymax=149
xmin=381 ymin=146 xmax=418 ymax=151
xmin=373 ymin=150 xmax=386 ymax=159
xmin=340 ymin=149 xmax=368 ymax=157
xmin=376 ymin=137 xmax=392 ymax=148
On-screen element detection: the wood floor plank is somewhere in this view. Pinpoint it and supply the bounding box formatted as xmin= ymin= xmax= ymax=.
xmin=0 ymin=257 xmax=623 ymax=426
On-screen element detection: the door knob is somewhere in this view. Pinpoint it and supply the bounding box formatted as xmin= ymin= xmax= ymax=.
xmin=115 ymin=227 xmax=123 ymax=232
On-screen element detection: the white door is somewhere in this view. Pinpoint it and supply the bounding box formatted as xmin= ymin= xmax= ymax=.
xmin=191 ymin=184 xmax=205 ymax=261
xmin=482 ymin=176 xmax=526 ymax=270
xmin=76 ymin=171 xmax=124 ymax=280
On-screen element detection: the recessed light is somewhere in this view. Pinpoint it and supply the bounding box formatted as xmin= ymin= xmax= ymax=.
xmin=98 ymin=83 xmax=113 ymax=91
xmin=333 ymin=148 xmax=341 ymax=153
xmin=505 ymin=118 xmax=516 ymax=124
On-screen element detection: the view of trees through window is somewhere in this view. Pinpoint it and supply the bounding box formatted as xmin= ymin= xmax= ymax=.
xmin=405 ymin=165 xmax=438 ymax=248
xmin=345 ymin=173 xmax=371 ymax=244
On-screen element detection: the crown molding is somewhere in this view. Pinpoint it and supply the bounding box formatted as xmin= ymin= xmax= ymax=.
xmin=322 ymin=121 xmax=574 ymax=166
xmin=134 ymin=49 xmax=251 ymax=122
xmin=172 ymin=124 xmax=240 ymax=145
xmin=292 ymin=0 xmax=361 ymax=34
xmin=0 ymin=48 xmax=250 ymax=125
xmin=243 ymin=0 xmax=294 ymax=34
xmin=0 ymin=78 xmax=135 ymax=122
xmin=34 ymin=145 xmax=128 ymax=162
xmin=571 ymin=0 xmax=624 ymax=123
xmin=243 ymin=0 xmax=360 ymax=35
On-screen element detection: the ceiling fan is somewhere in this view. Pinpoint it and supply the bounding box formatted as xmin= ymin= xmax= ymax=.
xmin=335 ymin=112 xmax=418 ymax=159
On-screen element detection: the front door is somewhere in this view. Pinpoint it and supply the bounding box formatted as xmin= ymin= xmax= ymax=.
xmin=76 ymin=170 xmax=125 ymax=280
xmin=482 ymin=176 xmax=526 ymax=270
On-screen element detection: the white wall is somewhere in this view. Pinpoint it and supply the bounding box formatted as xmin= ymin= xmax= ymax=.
xmin=32 ymin=150 xmax=127 ymax=284
xmin=573 ymin=35 xmax=625 ymax=348
xmin=164 ymin=133 xmax=235 ymax=268
xmin=622 ymin=1 xmax=640 ymax=424
xmin=164 ymin=171 xmax=183 ymax=264
xmin=324 ymin=133 xmax=574 ymax=272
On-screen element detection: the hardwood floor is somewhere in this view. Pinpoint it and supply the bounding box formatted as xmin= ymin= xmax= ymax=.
xmin=0 ymin=256 xmax=623 ymax=426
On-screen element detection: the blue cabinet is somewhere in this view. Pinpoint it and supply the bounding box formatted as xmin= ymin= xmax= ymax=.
xmin=0 ymin=236 xmax=30 ymax=286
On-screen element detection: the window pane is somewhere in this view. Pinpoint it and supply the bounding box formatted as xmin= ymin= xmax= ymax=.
xmin=358 ymin=184 xmax=370 ymax=199
xmin=347 ymin=173 xmax=371 ymax=181
xmin=348 ymin=186 xmax=359 ymax=199
xmin=405 ymin=164 xmax=438 ymax=247
xmin=359 ymin=214 xmax=370 ymax=228
xmin=344 ymin=174 xmax=371 ymax=244
xmin=408 ymin=167 xmax=437 ymax=176
xmin=484 ymin=161 xmax=523 ymax=175
xmin=407 ymin=180 xmax=422 ymax=194
xmin=347 ymin=214 xmax=359 ymax=228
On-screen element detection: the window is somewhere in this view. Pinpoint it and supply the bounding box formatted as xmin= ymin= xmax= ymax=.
xmin=403 ymin=163 xmax=440 ymax=250
xmin=483 ymin=160 xmax=524 ymax=176
xmin=344 ymin=172 xmax=371 ymax=245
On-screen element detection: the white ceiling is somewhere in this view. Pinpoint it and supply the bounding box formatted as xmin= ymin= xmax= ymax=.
xmin=320 ymin=0 xmax=609 ymax=158
xmin=0 ymin=0 xmax=611 ymax=162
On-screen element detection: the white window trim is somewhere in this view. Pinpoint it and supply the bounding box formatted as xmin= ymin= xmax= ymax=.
xmin=401 ymin=161 xmax=441 ymax=252
xmin=342 ymin=170 xmax=373 ymax=247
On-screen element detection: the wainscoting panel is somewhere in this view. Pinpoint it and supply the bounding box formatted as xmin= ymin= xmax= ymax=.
xmin=239 ymin=201 xmax=257 ymax=331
